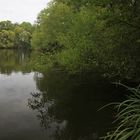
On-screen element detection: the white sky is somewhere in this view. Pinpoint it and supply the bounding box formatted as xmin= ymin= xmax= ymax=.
xmin=0 ymin=0 xmax=51 ymax=24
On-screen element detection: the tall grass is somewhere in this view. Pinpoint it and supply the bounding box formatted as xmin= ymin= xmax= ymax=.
xmin=103 ymin=84 xmax=140 ymax=140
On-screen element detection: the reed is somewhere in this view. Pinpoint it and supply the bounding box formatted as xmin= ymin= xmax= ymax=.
xmin=103 ymin=84 xmax=140 ymax=140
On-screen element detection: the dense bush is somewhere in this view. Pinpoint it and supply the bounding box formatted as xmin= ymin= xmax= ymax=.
xmin=31 ymin=0 xmax=140 ymax=81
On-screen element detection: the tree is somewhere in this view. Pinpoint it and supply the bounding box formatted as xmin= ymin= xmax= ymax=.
xmin=0 ymin=20 xmax=14 ymax=31
xmin=31 ymin=2 xmax=73 ymax=50
xmin=14 ymin=26 xmax=32 ymax=48
xmin=0 ymin=21 xmax=33 ymax=49
xmin=31 ymin=0 xmax=140 ymax=81
xmin=0 ymin=30 xmax=15 ymax=48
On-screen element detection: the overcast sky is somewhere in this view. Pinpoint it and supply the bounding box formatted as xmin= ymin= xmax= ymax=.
xmin=0 ymin=0 xmax=51 ymax=24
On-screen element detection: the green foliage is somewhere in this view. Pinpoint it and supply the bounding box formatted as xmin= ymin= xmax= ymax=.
xmin=0 ymin=21 xmax=33 ymax=49
xmin=31 ymin=2 xmax=107 ymax=73
xmin=0 ymin=20 xmax=14 ymax=30
xmin=0 ymin=30 xmax=15 ymax=48
xmin=31 ymin=2 xmax=73 ymax=50
xmin=54 ymin=6 xmax=107 ymax=73
xmin=104 ymin=85 xmax=140 ymax=140
xmin=29 ymin=51 xmax=52 ymax=72
xmin=14 ymin=25 xmax=32 ymax=48
xmin=31 ymin=0 xmax=140 ymax=81
xmin=20 ymin=22 xmax=34 ymax=33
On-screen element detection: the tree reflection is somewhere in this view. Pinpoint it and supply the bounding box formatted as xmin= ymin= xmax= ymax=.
xmin=0 ymin=49 xmax=31 ymax=74
xmin=28 ymin=70 xmax=125 ymax=140
xmin=28 ymin=92 xmax=55 ymax=129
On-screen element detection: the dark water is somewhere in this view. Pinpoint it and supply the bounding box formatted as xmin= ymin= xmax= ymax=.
xmin=0 ymin=50 xmax=124 ymax=140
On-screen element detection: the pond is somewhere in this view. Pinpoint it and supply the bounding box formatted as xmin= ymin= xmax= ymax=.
xmin=0 ymin=50 xmax=124 ymax=140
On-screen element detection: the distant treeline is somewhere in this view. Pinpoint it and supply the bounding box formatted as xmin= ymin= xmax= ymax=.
xmin=0 ymin=20 xmax=34 ymax=49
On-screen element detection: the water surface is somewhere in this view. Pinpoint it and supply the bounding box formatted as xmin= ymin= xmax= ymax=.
xmin=0 ymin=50 xmax=124 ymax=140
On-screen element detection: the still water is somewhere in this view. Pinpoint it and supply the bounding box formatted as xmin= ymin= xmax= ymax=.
xmin=0 ymin=50 xmax=124 ymax=140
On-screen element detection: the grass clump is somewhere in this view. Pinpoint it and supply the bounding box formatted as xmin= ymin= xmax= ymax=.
xmin=104 ymin=84 xmax=140 ymax=140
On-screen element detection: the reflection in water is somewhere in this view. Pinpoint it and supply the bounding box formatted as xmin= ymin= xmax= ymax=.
xmin=0 ymin=50 xmax=49 ymax=140
xmin=28 ymin=92 xmax=55 ymax=129
xmin=0 ymin=49 xmax=31 ymax=74
xmin=0 ymin=49 xmax=125 ymax=140
xmin=28 ymin=70 xmax=125 ymax=140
